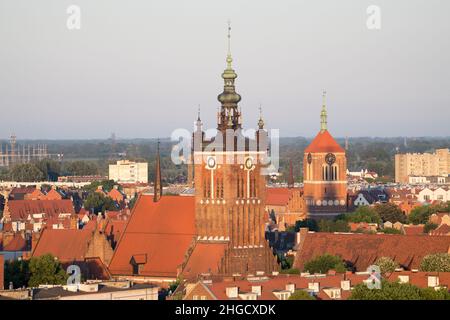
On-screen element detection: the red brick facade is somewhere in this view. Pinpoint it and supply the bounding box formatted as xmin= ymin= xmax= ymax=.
xmin=303 ymin=130 xmax=348 ymax=219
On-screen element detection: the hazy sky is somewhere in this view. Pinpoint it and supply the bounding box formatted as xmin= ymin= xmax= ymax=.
xmin=0 ymin=0 xmax=449 ymax=139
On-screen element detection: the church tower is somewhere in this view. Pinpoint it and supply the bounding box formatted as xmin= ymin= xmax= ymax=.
xmin=191 ymin=23 xmax=278 ymax=275
xmin=303 ymin=92 xmax=347 ymax=219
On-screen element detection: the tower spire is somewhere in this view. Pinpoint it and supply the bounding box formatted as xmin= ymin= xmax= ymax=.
xmin=227 ymin=19 xmax=232 ymax=69
xmin=258 ymin=105 xmax=265 ymax=129
xmin=153 ymin=139 xmax=162 ymax=202
xmin=320 ymin=90 xmax=327 ymax=132
xmin=217 ymin=21 xmax=242 ymax=131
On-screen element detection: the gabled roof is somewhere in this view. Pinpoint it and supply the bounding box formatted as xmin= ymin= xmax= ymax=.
xmin=266 ymin=188 xmax=293 ymax=206
xmin=293 ymin=232 xmax=450 ymax=271
xmin=182 ymin=242 xmax=228 ymax=279
xmin=32 ymin=228 xmax=92 ymax=262
xmin=108 ymin=195 xmax=195 ymax=277
xmin=7 ymin=200 xmax=74 ymax=221
xmin=304 ymin=130 xmax=345 ymax=153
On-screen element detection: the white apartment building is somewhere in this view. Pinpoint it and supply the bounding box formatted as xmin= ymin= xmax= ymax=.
xmin=109 ymin=160 xmax=148 ymax=184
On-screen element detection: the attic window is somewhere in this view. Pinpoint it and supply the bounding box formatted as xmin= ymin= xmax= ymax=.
xmin=130 ymin=254 xmax=147 ymax=275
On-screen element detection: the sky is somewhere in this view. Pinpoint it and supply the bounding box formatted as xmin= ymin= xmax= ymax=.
xmin=0 ymin=0 xmax=449 ymax=139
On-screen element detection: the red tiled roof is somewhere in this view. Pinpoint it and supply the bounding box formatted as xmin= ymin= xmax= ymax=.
xmin=266 ymin=188 xmax=292 ymax=206
xmin=7 ymin=200 xmax=74 ymax=221
xmin=44 ymin=189 xmax=63 ymax=200
xmin=182 ymin=242 xmax=228 ymax=279
xmin=107 ymin=189 xmax=126 ymax=202
xmin=402 ymin=225 xmax=424 ymax=235
xmin=294 ymin=232 xmax=450 ymax=271
xmin=108 ymin=195 xmax=196 ymax=277
xmin=32 ymin=228 xmax=92 ymax=262
xmin=304 ymin=130 xmax=345 ymax=153
xmin=430 ymin=224 xmax=450 ymax=236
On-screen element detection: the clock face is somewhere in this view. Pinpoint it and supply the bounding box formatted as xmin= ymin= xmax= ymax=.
xmin=307 ymin=153 xmax=312 ymax=164
xmin=207 ymin=156 xmax=216 ymax=169
xmin=245 ymin=157 xmax=254 ymax=170
xmin=325 ymin=153 xmax=336 ymax=165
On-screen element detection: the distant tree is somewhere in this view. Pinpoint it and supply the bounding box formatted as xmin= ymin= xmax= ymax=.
xmin=409 ymin=203 xmax=449 ymax=225
xmin=294 ymin=219 xmax=319 ymax=232
xmin=84 ymin=192 xmax=116 ymax=214
xmin=423 ymin=222 xmax=438 ymax=234
xmin=303 ymin=254 xmax=347 ymax=274
xmin=344 ymin=206 xmax=381 ymax=224
xmin=35 ymin=159 xmax=61 ymax=181
xmin=10 ymin=163 xmax=45 ymax=182
xmin=374 ymin=257 xmax=399 ymax=275
xmin=374 ymin=203 xmax=407 ymax=223
xmin=289 ymin=290 xmax=316 ymax=300
xmin=420 ymin=253 xmax=450 ymax=272
xmin=64 ymin=161 xmax=99 ymax=176
xmin=318 ymin=219 xmax=350 ymax=232
xmin=84 ymin=180 xmax=116 ymax=193
xmin=349 ymin=280 xmax=450 ymax=300
xmin=380 ymin=227 xmax=401 ymax=234
xmin=4 ymin=259 xmax=30 ymax=289
xmin=28 ymin=254 xmax=68 ymax=287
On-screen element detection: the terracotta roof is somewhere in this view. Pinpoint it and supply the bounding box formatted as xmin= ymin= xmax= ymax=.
xmin=32 ymin=228 xmax=92 ymax=262
xmin=430 ymin=224 xmax=450 ymax=236
xmin=44 ymin=188 xmax=63 ymax=200
xmin=266 ymin=188 xmax=293 ymax=206
xmin=293 ymin=232 xmax=450 ymax=271
xmin=108 ymin=195 xmax=196 ymax=277
xmin=402 ymin=225 xmax=424 ymax=235
xmin=7 ymin=200 xmax=74 ymax=221
xmin=304 ymin=130 xmax=345 ymax=153
xmin=107 ymin=189 xmax=126 ymax=202
xmin=182 ymin=242 xmax=228 ymax=279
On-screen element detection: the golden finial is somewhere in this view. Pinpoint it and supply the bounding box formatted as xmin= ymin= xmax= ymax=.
xmin=226 ymin=20 xmax=233 ymax=69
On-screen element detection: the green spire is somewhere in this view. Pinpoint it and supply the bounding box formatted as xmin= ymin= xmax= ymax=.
xmin=320 ymin=90 xmax=327 ymax=132
xmin=226 ymin=20 xmax=232 ymax=69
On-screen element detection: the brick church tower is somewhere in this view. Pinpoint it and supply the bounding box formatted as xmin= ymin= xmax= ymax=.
xmin=190 ymin=24 xmax=279 ymax=275
xmin=303 ymin=92 xmax=348 ymax=219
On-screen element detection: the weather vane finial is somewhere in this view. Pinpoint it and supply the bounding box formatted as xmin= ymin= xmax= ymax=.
xmin=321 ymin=90 xmax=328 ymax=132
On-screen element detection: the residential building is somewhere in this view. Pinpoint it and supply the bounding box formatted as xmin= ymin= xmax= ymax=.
xmin=395 ymin=148 xmax=449 ymax=183
xmin=109 ymin=160 xmax=148 ymax=184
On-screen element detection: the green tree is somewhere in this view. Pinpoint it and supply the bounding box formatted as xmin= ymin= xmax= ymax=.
xmin=303 ymin=254 xmax=347 ymax=274
xmin=35 ymin=159 xmax=61 ymax=181
xmin=318 ymin=219 xmax=350 ymax=232
xmin=84 ymin=180 xmax=117 ymax=193
xmin=345 ymin=206 xmax=381 ymax=224
xmin=420 ymin=253 xmax=450 ymax=272
xmin=84 ymin=192 xmax=116 ymax=214
xmin=374 ymin=203 xmax=407 ymax=223
xmin=349 ymin=280 xmax=450 ymax=300
xmin=289 ymin=290 xmax=316 ymax=300
xmin=63 ymin=161 xmax=99 ymax=176
xmin=423 ymin=222 xmax=438 ymax=234
xmin=10 ymin=163 xmax=45 ymax=182
xmin=380 ymin=227 xmax=401 ymax=234
xmin=294 ymin=219 xmax=319 ymax=232
xmin=374 ymin=257 xmax=399 ymax=275
xmin=4 ymin=259 xmax=30 ymax=289
xmin=28 ymin=254 xmax=68 ymax=287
